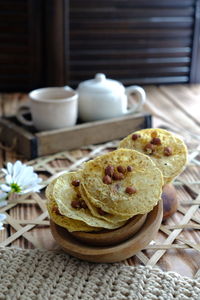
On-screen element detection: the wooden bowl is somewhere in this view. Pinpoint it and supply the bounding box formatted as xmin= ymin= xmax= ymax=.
xmin=70 ymin=213 xmax=147 ymax=246
xmin=50 ymin=200 xmax=163 ymax=263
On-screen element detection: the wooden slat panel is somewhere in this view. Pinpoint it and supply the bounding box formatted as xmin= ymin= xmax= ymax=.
xmin=0 ymin=55 xmax=29 ymax=65
xmin=71 ymin=0 xmax=195 ymax=9
xmin=71 ymin=58 xmax=190 ymax=67
xmin=0 ymin=23 xmax=28 ymax=34
xmin=190 ymin=0 xmax=200 ymax=82
xmin=71 ymin=8 xmax=194 ymax=18
xmin=71 ymin=29 xmax=193 ymax=39
xmin=0 ymin=66 xmax=29 ymax=73
xmin=71 ymin=48 xmax=191 ymax=59
xmin=0 ymin=34 xmax=28 ymax=44
xmin=0 ymin=1 xmax=27 ymax=12
xmin=70 ymin=77 xmax=189 ymax=87
xmin=0 ymin=0 xmax=29 ymax=92
xmin=71 ymin=39 xmax=193 ymax=49
xmin=68 ymin=0 xmax=196 ymax=85
xmin=0 ymin=45 xmax=28 ymax=55
xmin=119 ymin=76 xmax=189 ymax=85
xmin=71 ymin=19 xmax=194 ymax=30
xmin=0 ymin=0 xmax=44 ymax=91
xmin=71 ymin=68 xmax=189 ymax=78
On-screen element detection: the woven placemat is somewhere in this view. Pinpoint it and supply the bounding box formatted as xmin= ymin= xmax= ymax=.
xmin=0 ymin=247 xmax=199 ymax=300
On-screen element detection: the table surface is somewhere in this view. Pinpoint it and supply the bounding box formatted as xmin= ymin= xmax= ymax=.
xmin=0 ymin=84 xmax=200 ymax=279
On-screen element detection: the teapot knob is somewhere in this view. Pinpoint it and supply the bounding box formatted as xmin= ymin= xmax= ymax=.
xmin=95 ymin=73 xmax=106 ymax=82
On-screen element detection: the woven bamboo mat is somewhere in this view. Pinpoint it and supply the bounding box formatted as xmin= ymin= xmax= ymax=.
xmin=0 ymin=139 xmax=200 ymax=278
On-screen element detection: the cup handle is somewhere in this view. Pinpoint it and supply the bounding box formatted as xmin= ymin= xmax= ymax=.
xmin=125 ymin=86 xmax=146 ymax=114
xmin=16 ymin=104 xmax=34 ymax=126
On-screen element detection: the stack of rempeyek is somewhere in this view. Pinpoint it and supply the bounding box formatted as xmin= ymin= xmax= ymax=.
xmin=46 ymin=128 xmax=187 ymax=233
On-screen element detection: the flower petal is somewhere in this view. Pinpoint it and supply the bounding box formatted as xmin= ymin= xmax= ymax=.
xmin=5 ymin=174 xmax=13 ymax=185
xmin=7 ymin=162 xmax=13 ymax=175
xmin=0 ymin=200 xmax=8 ymax=207
xmin=14 ymin=164 xmax=27 ymax=183
xmin=0 ymin=223 xmax=5 ymax=230
xmin=13 ymin=161 xmax=23 ymax=179
xmin=16 ymin=166 xmax=34 ymax=187
xmin=1 ymin=168 xmax=8 ymax=175
xmin=0 ymin=213 xmax=6 ymax=221
xmin=0 ymin=191 xmax=7 ymax=200
xmin=20 ymin=185 xmax=41 ymax=194
xmin=1 ymin=184 xmax=11 ymax=192
xmin=22 ymin=175 xmax=42 ymax=187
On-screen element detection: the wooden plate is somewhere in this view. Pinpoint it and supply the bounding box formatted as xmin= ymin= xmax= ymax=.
xmin=50 ymin=200 xmax=163 ymax=263
xmin=70 ymin=213 xmax=147 ymax=246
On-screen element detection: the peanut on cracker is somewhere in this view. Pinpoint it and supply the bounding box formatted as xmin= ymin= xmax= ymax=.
xmin=119 ymin=128 xmax=188 ymax=185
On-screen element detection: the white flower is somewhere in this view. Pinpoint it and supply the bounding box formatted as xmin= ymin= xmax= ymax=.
xmin=0 ymin=190 xmax=8 ymax=207
xmin=1 ymin=160 xmax=42 ymax=195
xmin=0 ymin=213 xmax=6 ymax=230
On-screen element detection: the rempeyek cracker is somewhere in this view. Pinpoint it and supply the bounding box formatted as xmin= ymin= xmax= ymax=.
xmin=80 ymin=149 xmax=163 ymax=217
xmin=51 ymin=172 xmax=126 ymax=229
xmin=46 ymin=179 xmax=99 ymax=232
xmin=119 ymin=128 xmax=188 ymax=184
xmin=80 ymin=184 xmax=131 ymax=223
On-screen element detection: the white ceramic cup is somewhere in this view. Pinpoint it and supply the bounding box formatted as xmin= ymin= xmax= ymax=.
xmin=16 ymin=87 xmax=78 ymax=131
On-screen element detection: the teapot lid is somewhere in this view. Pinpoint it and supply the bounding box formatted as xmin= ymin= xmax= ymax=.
xmin=78 ymin=73 xmax=125 ymax=93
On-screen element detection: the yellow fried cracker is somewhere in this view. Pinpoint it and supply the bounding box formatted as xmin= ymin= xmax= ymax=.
xmin=81 ymin=149 xmax=163 ymax=216
xmin=119 ymin=128 xmax=188 ymax=184
xmin=46 ymin=180 xmax=100 ymax=232
xmin=47 ymin=197 xmax=100 ymax=232
xmin=52 ymin=172 xmax=126 ymax=229
xmin=80 ymin=184 xmax=130 ymax=223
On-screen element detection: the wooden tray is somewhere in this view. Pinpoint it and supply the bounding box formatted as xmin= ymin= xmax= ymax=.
xmin=50 ymin=200 xmax=163 ymax=263
xmin=0 ymin=113 xmax=151 ymax=159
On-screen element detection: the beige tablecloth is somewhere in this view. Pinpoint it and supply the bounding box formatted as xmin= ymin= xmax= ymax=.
xmin=0 ymin=248 xmax=200 ymax=300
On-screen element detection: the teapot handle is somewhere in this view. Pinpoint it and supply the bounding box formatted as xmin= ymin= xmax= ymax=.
xmin=125 ymin=86 xmax=146 ymax=114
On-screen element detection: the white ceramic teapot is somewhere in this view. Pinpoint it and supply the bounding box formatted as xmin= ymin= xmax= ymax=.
xmin=77 ymin=73 xmax=146 ymax=122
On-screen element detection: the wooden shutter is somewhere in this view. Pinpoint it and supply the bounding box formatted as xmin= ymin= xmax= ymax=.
xmin=0 ymin=0 xmax=199 ymax=91
xmin=68 ymin=0 xmax=199 ymax=86
xmin=0 ymin=0 xmax=44 ymax=92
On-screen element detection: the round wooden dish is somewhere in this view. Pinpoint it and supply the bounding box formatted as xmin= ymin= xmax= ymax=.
xmin=70 ymin=213 xmax=147 ymax=246
xmin=50 ymin=200 xmax=163 ymax=263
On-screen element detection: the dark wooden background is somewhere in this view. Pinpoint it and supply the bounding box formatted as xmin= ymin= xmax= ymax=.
xmin=0 ymin=0 xmax=200 ymax=91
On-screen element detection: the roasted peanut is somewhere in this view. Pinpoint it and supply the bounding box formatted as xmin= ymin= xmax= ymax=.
xmin=80 ymin=200 xmax=88 ymax=209
xmin=164 ymin=147 xmax=172 ymax=156
xmin=125 ymin=186 xmax=137 ymax=194
xmin=112 ymin=172 xmax=124 ymax=181
xmin=151 ymin=137 xmax=161 ymax=145
xmin=132 ymin=134 xmax=140 ymax=141
xmin=127 ymin=165 xmax=133 ymax=172
xmin=103 ymin=175 xmax=112 ymax=184
xmin=71 ymin=180 xmax=80 ymax=187
xmin=71 ymin=200 xmax=81 ymax=209
xmin=105 ymin=165 xmax=114 ymax=177
xmin=144 ymin=143 xmax=155 ymax=154
xmin=97 ymin=207 xmax=107 ymax=215
xmin=117 ymin=165 xmax=126 ymax=174
xmin=52 ymin=206 xmax=62 ymax=215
